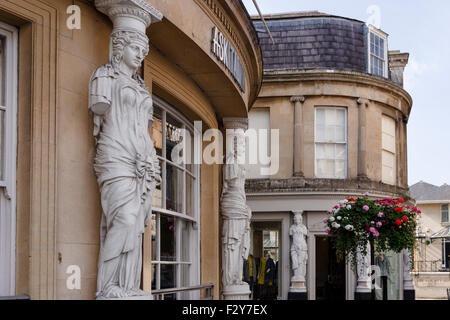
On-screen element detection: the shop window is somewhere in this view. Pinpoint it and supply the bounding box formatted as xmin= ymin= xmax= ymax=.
xmin=149 ymin=96 xmax=200 ymax=299
xmin=368 ymin=26 xmax=388 ymax=78
xmin=381 ymin=115 xmax=396 ymax=185
xmin=0 ymin=21 xmax=18 ymax=296
xmin=442 ymin=204 xmax=449 ymax=223
xmin=373 ymin=248 xmax=401 ymax=300
xmin=314 ymin=107 xmax=347 ymax=179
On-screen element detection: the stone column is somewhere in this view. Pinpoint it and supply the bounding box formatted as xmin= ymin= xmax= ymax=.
xmin=355 ymin=243 xmax=372 ymax=300
xmin=357 ymin=98 xmax=369 ymax=180
xmin=402 ymin=249 xmax=415 ymax=300
xmin=221 ymin=118 xmax=251 ymax=300
xmin=290 ymin=96 xmax=305 ymax=177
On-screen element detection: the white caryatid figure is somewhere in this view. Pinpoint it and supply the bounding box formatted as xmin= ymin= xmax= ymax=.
xmin=90 ymin=0 xmax=162 ymax=299
xmin=356 ymin=243 xmax=371 ymax=294
xmin=221 ymin=152 xmax=251 ymax=286
xmin=290 ymin=211 xmax=308 ymax=282
xmin=402 ymin=249 xmax=414 ymax=291
xmin=221 ymin=118 xmax=251 ymax=299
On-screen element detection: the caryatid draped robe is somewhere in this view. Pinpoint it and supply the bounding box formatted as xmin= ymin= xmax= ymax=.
xmin=90 ymin=64 xmax=160 ymax=297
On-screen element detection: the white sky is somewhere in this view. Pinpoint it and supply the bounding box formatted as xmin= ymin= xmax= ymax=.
xmin=242 ymin=0 xmax=450 ymax=187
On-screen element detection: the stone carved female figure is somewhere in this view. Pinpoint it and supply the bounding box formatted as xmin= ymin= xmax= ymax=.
xmin=221 ymin=145 xmax=251 ymax=287
xmin=89 ymin=30 xmax=160 ymax=299
xmin=290 ymin=212 xmax=308 ymax=282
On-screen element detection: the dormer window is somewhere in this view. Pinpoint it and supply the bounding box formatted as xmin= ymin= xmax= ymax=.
xmin=368 ymin=25 xmax=388 ymax=78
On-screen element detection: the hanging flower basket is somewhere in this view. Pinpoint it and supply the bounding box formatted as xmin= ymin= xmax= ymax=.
xmin=324 ymin=193 xmax=420 ymax=268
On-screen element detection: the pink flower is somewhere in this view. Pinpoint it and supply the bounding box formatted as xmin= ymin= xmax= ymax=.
xmin=323 ymin=218 xmax=328 ymax=223
xmin=328 ymin=210 xmax=332 ymax=214
xmin=363 ymin=205 xmax=370 ymax=211
xmin=369 ymin=227 xmax=376 ymax=233
xmin=371 ymin=221 xmax=375 ymax=224
xmin=334 ymin=205 xmax=339 ymax=209
xmin=378 ymin=212 xmax=384 ymax=218
xmin=406 ymin=205 xmax=410 ymax=209
xmin=365 ymin=192 xmax=369 ymax=196
xmin=376 ymin=222 xmax=382 ymax=228
xmin=373 ymin=231 xmax=380 ymax=238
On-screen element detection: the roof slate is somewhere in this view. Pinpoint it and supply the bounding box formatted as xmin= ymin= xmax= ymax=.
xmin=410 ymin=181 xmax=450 ymax=201
xmin=253 ymin=16 xmax=366 ymax=72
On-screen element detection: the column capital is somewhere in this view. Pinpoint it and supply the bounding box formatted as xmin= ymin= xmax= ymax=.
xmin=222 ymin=117 xmax=248 ymax=131
xmin=290 ymin=95 xmax=305 ymax=104
xmin=95 ymin=0 xmax=163 ymax=33
xmin=291 ymin=210 xmax=304 ymax=216
xmin=357 ymin=98 xmax=369 ymax=107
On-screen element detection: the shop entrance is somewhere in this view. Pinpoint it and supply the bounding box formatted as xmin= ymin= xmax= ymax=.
xmin=315 ymin=236 xmax=346 ymax=300
xmin=246 ymin=221 xmax=281 ymax=300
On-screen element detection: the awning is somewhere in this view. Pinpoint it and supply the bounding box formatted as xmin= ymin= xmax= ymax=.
xmin=430 ymin=226 xmax=450 ymax=239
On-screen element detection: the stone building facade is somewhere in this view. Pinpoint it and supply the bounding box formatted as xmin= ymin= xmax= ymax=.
xmin=410 ymin=181 xmax=450 ymax=300
xmin=0 ymin=0 xmax=262 ymax=300
xmin=245 ymin=12 xmax=414 ymax=300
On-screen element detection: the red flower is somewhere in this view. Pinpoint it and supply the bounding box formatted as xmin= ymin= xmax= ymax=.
xmin=402 ymin=216 xmax=408 ymax=223
xmin=398 ymin=198 xmax=404 ymax=203
xmin=418 ymin=210 xmax=422 ymax=214
xmin=395 ymin=220 xmax=402 ymax=226
xmin=394 ymin=207 xmax=403 ymax=213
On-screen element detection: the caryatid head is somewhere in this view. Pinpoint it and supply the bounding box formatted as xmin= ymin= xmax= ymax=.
xmin=293 ymin=211 xmax=303 ymax=225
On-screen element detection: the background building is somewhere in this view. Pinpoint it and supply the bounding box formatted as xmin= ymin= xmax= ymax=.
xmin=0 ymin=0 xmax=262 ymax=300
xmin=410 ymin=181 xmax=450 ymax=300
xmin=245 ymin=11 xmax=413 ymax=300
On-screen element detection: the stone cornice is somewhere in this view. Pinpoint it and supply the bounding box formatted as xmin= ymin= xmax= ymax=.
xmin=245 ymin=177 xmax=411 ymax=200
xmin=262 ymin=69 xmax=413 ymax=109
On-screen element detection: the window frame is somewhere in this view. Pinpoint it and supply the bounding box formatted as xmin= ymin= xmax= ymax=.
xmin=441 ymin=204 xmax=449 ymax=223
xmin=0 ymin=21 xmax=18 ymax=297
xmin=149 ymin=95 xmax=201 ymax=299
xmin=314 ymin=106 xmax=348 ymax=179
xmin=381 ymin=114 xmax=397 ymax=185
xmin=367 ymin=25 xmax=389 ymax=78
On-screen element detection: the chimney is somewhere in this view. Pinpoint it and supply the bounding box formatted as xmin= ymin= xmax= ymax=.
xmin=388 ymin=50 xmax=409 ymax=87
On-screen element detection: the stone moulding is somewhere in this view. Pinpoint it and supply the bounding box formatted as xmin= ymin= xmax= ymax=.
xmin=245 ymin=178 xmax=411 ymax=200
xmin=0 ymin=0 xmax=59 ymax=299
xmin=262 ymin=69 xmax=413 ymax=110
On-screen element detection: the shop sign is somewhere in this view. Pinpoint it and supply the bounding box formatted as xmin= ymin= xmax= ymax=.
xmin=211 ymin=26 xmax=246 ymax=93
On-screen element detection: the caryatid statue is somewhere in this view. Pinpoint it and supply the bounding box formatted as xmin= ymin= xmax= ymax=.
xmin=89 ymin=0 xmax=162 ymax=299
xmin=290 ymin=211 xmax=308 ymax=283
xmin=221 ymin=119 xmax=252 ymax=299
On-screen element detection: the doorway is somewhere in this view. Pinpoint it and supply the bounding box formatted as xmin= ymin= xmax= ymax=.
xmin=247 ymin=221 xmax=281 ymax=300
xmin=315 ymin=236 xmax=346 ymax=300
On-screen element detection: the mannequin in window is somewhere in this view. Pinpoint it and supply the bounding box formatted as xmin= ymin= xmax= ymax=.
xmin=262 ymin=251 xmax=275 ymax=299
xmin=243 ymin=252 xmax=257 ymax=298
xmin=375 ymin=252 xmax=390 ymax=300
